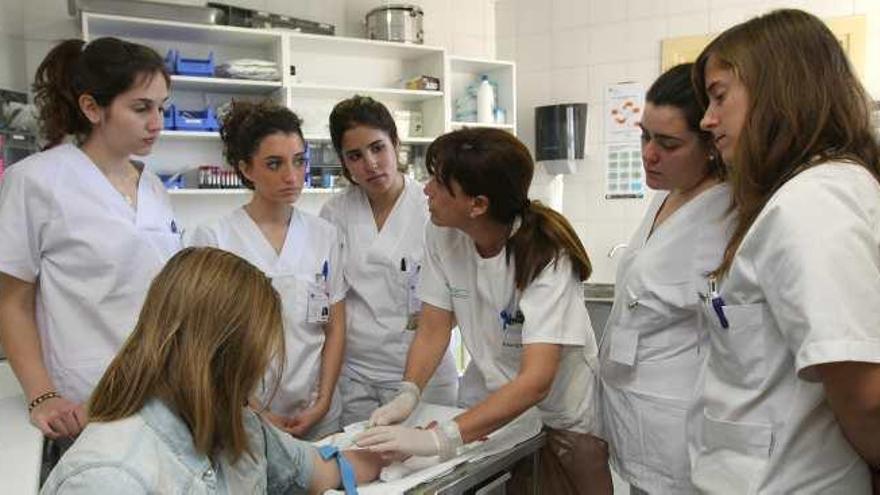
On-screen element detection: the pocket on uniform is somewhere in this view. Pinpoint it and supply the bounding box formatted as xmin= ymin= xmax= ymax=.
xmin=640 ymin=398 xmax=691 ymax=484
xmin=619 ymin=280 xmax=695 ymax=348
xmin=708 ymin=302 xmax=769 ymax=388
xmin=693 ymin=412 xmax=773 ymax=493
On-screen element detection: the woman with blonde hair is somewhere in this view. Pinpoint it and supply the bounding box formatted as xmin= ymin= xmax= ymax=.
xmin=690 ymin=9 xmax=880 ymax=492
xmin=41 ymin=247 xmax=383 ymax=493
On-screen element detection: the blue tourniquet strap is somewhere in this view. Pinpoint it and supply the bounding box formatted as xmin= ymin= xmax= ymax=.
xmin=318 ymin=445 xmax=358 ymax=494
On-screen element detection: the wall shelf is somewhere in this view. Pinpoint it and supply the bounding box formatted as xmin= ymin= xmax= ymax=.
xmin=450 ymin=121 xmax=515 ymax=130
xmin=81 ymin=12 xmax=514 ymax=229
xmin=171 ymin=75 xmax=282 ymax=94
xmin=290 ymin=84 xmax=443 ymax=103
xmin=167 ymin=188 xmax=341 ymax=196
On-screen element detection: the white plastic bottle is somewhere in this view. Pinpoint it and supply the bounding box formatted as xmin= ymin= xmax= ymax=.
xmin=477 ymin=75 xmax=494 ymax=124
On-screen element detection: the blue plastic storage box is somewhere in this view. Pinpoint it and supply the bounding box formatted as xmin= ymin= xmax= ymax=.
xmin=174 ymin=106 xmax=219 ymax=131
xmin=164 ymin=49 xmax=215 ymax=77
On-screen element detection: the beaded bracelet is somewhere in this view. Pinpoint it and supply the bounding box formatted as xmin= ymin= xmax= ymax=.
xmin=28 ymin=391 xmax=60 ymax=412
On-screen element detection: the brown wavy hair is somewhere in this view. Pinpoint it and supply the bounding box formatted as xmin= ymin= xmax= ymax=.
xmin=426 ymin=128 xmax=591 ymax=289
xmin=693 ymin=9 xmax=880 ymax=276
xmin=32 ymin=37 xmax=169 ymax=148
xmin=219 ymin=100 xmax=304 ymax=189
xmin=88 ymin=247 xmax=285 ymax=463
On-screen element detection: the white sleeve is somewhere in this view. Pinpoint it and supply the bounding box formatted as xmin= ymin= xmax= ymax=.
xmin=327 ymin=226 xmax=348 ymax=304
xmin=520 ymin=255 xmax=591 ymax=346
xmin=753 ymin=167 xmax=880 ymax=381
xmin=418 ymin=225 xmax=453 ymax=311
xmin=187 ymin=224 xmax=220 ymax=248
xmin=0 ymin=167 xmax=48 ymax=282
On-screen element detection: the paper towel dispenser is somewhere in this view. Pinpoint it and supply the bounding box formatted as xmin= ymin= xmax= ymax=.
xmin=535 ymin=103 xmax=587 ymax=174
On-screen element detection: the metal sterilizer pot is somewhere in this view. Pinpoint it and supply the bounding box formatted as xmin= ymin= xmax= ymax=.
xmin=365 ymin=4 xmax=424 ymax=44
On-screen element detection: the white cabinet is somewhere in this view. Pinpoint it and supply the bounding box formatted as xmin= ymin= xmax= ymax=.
xmin=80 ymin=12 xmax=515 ymax=228
xmin=447 ymin=56 xmax=516 ymax=132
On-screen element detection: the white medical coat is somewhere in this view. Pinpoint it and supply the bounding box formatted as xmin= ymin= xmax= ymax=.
xmin=419 ymin=223 xmax=599 ymax=433
xmin=600 ymin=183 xmax=732 ymax=493
xmin=319 ymin=177 xmax=457 ymax=385
xmin=0 ymin=144 xmax=181 ymax=403
xmin=689 ymin=163 xmax=880 ymax=493
xmin=190 ymin=207 xmax=346 ymax=423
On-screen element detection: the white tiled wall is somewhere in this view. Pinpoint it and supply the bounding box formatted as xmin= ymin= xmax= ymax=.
xmin=498 ymin=0 xmax=880 ymax=283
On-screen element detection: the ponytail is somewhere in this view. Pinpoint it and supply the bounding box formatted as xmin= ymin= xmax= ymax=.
xmin=32 ymin=37 xmax=169 ymax=148
xmin=508 ymin=201 xmax=591 ymax=289
xmin=427 ymin=128 xmax=592 ymax=289
xmin=33 ymin=39 xmax=88 ymax=148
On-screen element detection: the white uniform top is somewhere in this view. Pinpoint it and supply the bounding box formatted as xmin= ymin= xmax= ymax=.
xmin=600 ymin=183 xmax=732 ymax=493
xmin=420 ymin=223 xmax=599 ymax=433
xmin=0 ymin=144 xmax=181 ymax=404
xmin=190 ymin=207 xmax=346 ymax=419
xmin=690 ymin=163 xmax=880 ymax=493
xmin=319 ymin=177 xmax=457 ymax=385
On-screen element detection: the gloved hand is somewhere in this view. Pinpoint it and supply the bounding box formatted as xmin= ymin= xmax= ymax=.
xmin=368 ymin=381 xmax=420 ymax=427
xmin=355 ymin=425 xmax=441 ymax=458
xmin=355 ymin=420 xmax=464 ymax=460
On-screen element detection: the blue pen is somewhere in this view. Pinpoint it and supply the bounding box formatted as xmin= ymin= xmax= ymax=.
xmin=709 ymin=276 xmax=729 ymax=329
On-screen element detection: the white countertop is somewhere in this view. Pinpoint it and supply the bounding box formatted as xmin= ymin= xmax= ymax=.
xmin=0 ymin=362 xmax=42 ymax=494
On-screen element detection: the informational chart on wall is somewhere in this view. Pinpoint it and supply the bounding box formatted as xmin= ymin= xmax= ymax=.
xmin=604 ymin=82 xmax=645 ymax=199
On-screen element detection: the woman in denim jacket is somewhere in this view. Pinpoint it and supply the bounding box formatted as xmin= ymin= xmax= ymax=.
xmin=41 ymin=247 xmax=384 ymax=494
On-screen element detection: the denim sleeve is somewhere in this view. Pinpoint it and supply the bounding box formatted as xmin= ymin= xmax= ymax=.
xmin=40 ymin=465 xmax=148 ymax=495
xmin=263 ymin=421 xmax=315 ymax=495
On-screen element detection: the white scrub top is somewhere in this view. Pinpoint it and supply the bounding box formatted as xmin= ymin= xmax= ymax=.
xmin=419 ymin=223 xmax=599 ymax=434
xmin=190 ymin=207 xmax=346 ymax=420
xmin=319 ymin=177 xmax=457 ymax=385
xmin=690 ymin=163 xmax=880 ymax=493
xmin=600 ymin=183 xmax=732 ymax=493
xmin=0 ymin=144 xmax=181 ymax=404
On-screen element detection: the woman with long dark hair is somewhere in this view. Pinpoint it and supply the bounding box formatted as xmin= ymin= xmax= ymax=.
xmin=0 ymin=37 xmax=180 ymax=441
xmin=357 ymin=128 xmax=612 ymax=494
xmin=599 ymin=63 xmax=732 ymax=494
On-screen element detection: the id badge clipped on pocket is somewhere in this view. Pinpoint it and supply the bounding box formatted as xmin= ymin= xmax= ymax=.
xmin=501 ymin=309 xmax=524 ymax=349
xmin=307 ymin=274 xmax=330 ymax=324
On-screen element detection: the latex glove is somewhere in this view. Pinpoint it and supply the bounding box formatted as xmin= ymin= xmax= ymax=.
xmin=30 ymin=396 xmax=87 ymax=439
xmin=356 ymin=420 xmax=464 ymax=460
xmin=355 ymin=425 xmax=441 ymax=458
xmin=368 ymin=381 xmax=420 ymax=427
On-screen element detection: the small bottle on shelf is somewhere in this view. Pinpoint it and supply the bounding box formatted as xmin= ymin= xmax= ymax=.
xmin=477 ymin=75 xmax=494 ymax=124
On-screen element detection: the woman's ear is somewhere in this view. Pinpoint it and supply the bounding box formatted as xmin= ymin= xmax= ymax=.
xmin=78 ymin=94 xmax=103 ymax=125
xmin=238 ymin=160 xmax=254 ymax=183
xmin=470 ymin=195 xmax=490 ymax=218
